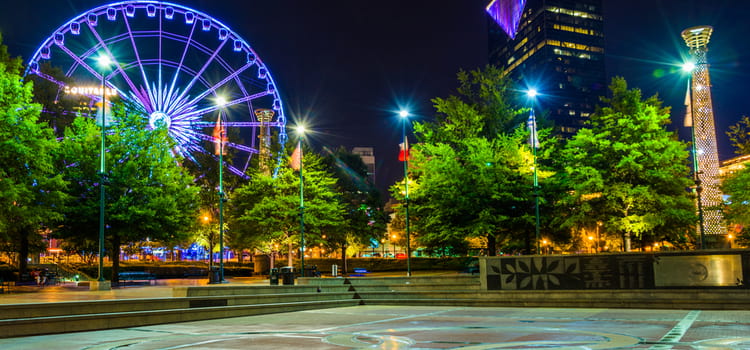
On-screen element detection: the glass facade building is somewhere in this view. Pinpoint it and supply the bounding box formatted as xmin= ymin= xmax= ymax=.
xmin=489 ymin=0 xmax=605 ymax=136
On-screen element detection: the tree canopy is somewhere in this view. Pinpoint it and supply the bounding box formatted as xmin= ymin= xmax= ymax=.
xmin=393 ymin=65 xmax=548 ymax=255
xmin=0 ymin=37 xmax=68 ymax=272
xmin=230 ymin=145 xmax=345 ymax=265
xmin=558 ymin=77 xmax=696 ymax=250
xmin=57 ymin=105 xmax=200 ymax=281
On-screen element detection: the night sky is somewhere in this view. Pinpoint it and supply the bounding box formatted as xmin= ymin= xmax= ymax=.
xmin=1 ymin=0 xmax=749 ymax=193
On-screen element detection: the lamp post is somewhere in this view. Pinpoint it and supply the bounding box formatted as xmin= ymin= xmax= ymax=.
xmin=399 ymin=110 xmax=412 ymax=277
xmin=216 ymin=96 xmax=227 ymax=283
xmin=96 ymin=54 xmax=112 ymax=286
xmin=527 ymin=89 xmax=541 ymax=255
xmin=295 ymin=125 xmax=306 ymax=277
xmin=682 ymin=62 xmax=706 ymax=249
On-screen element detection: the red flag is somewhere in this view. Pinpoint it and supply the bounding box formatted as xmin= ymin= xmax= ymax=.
xmin=212 ymin=114 xmax=227 ymax=155
xmin=290 ymin=142 xmax=302 ymax=170
xmin=398 ymin=140 xmax=410 ymax=162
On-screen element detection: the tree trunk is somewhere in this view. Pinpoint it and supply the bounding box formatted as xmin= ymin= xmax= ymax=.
xmin=18 ymin=231 xmax=29 ymax=280
xmin=487 ymin=234 xmax=497 ymax=256
xmin=341 ymin=244 xmax=348 ymax=276
xmin=111 ymin=234 xmax=121 ymax=285
xmin=624 ymin=232 xmax=631 ymax=252
xmin=287 ymin=241 xmax=293 ymax=266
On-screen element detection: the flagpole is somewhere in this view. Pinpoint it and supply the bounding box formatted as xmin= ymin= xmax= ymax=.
xmin=294 ymin=126 xmax=306 ymax=278
xmin=219 ymin=111 xmax=226 ymax=283
xmin=527 ymin=90 xmax=541 ymax=255
xmin=399 ymin=110 xmax=411 ymax=277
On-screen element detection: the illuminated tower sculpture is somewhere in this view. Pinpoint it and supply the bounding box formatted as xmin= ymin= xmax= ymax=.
xmin=682 ymin=25 xmax=726 ymax=245
xmin=254 ymin=108 xmax=275 ymax=175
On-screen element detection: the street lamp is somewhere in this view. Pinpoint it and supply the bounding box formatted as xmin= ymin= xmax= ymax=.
xmin=295 ymin=124 xmax=306 ymax=277
xmin=399 ymin=110 xmax=412 ymax=277
xmin=96 ymin=54 xmax=112 ymax=289
xmin=526 ymin=89 xmax=541 ymax=255
xmin=215 ymin=96 xmax=228 ymax=283
xmin=682 ymin=62 xmax=706 ymax=249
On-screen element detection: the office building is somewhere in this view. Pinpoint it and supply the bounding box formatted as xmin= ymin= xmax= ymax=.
xmin=488 ymin=0 xmax=606 ymax=136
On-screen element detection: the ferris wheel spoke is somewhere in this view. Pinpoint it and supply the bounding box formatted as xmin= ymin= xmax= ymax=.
xmin=179 ymin=91 xmax=270 ymax=120
xmin=184 ymin=62 xmax=255 ymax=109
xmin=119 ymin=11 xmax=154 ymax=109
xmin=85 ymin=21 xmax=141 ymax=97
xmin=55 ymin=44 xmax=106 ymax=84
xmin=172 ymin=38 xmax=230 ymax=106
xmin=168 ymin=20 xmax=198 ymax=109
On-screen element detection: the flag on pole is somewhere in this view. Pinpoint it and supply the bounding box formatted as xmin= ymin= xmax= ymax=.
xmin=684 ymin=82 xmax=693 ymax=127
xmin=290 ymin=142 xmax=302 ymax=171
xmin=527 ymin=109 xmax=540 ymax=149
xmin=212 ymin=114 xmax=227 ymax=155
xmin=398 ymin=140 xmax=410 ymax=162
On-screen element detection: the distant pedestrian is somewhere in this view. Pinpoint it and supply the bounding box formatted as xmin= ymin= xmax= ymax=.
xmin=40 ymin=268 xmax=49 ymax=287
xmin=31 ymin=269 xmax=41 ymax=286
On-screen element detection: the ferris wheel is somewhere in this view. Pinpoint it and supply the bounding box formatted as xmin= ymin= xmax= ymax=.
xmin=24 ymin=1 xmax=287 ymax=178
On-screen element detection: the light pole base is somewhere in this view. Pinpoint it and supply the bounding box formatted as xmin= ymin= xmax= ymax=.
xmin=89 ymin=280 xmax=111 ymax=291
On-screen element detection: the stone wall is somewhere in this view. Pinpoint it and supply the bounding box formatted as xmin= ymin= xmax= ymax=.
xmin=479 ymin=250 xmax=750 ymax=290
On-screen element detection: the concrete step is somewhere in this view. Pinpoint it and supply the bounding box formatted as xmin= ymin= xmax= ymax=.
xmin=0 ymin=291 xmax=355 ymax=320
xmin=0 ymin=299 xmax=361 ymax=338
xmin=356 ymin=289 xmax=750 ymax=310
xmin=173 ymin=284 xmax=350 ymax=297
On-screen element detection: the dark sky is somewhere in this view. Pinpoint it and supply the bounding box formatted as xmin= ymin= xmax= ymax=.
xmin=1 ymin=0 xmax=749 ymax=193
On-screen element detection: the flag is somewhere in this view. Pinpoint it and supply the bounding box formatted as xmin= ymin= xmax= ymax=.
xmin=212 ymin=114 xmax=227 ymax=155
xmin=398 ymin=140 xmax=410 ymax=162
xmin=527 ymin=109 xmax=540 ymax=149
xmin=684 ymin=82 xmax=693 ymax=127
xmin=290 ymin=142 xmax=302 ymax=171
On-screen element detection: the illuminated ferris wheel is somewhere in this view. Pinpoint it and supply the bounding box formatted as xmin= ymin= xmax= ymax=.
xmin=24 ymin=1 xmax=287 ymax=178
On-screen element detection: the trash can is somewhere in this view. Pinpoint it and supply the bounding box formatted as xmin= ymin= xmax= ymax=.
xmin=331 ymin=264 xmax=338 ymax=277
xmin=269 ymin=268 xmax=279 ymax=285
xmin=208 ymin=267 xmax=221 ymax=284
xmin=280 ymin=266 xmax=295 ymax=285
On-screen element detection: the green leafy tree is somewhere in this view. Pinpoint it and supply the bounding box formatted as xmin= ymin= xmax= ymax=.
xmin=0 ymin=37 xmax=68 ymax=275
xmin=558 ymin=77 xmax=695 ymax=251
xmin=392 ymin=65 xmax=547 ymax=256
xmin=727 ymin=116 xmax=750 ymax=156
xmin=230 ymin=146 xmax=345 ymax=266
xmin=58 ymin=106 xmax=200 ymax=282
xmin=721 ymin=115 xmax=750 ymax=246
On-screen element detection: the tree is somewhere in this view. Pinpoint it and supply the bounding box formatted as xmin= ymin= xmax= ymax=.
xmin=558 ymin=77 xmax=695 ymax=251
xmin=230 ymin=146 xmax=345 ymax=266
xmin=0 ymin=36 xmax=68 ymax=275
xmin=392 ymin=65 xmax=546 ymax=256
xmin=721 ymin=115 xmax=750 ymax=246
xmin=727 ymin=116 xmax=750 ymax=156
xmin=57 ymin=106 xmax=200 ymax=282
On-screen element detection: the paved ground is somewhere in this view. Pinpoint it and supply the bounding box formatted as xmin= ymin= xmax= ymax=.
xmin=2 ymin=278 xmax=750 ymax=349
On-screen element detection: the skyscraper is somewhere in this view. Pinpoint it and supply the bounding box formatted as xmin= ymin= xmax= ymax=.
xmin=488 ymin=0 xmax=606 ymax=136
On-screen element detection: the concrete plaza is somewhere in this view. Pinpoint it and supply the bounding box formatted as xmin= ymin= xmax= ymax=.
xmin=2 ymin=278 xmax=750 ymax=349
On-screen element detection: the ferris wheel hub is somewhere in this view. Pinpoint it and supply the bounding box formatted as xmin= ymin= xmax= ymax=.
xmin=149 ymin=111 xmax=171 ymax=129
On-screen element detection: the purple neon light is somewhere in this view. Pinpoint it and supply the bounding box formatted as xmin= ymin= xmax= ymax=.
xmin=24 ymin=1 xmax=289 ymax=178
xmin=486 ymin=0 xmax=526 ymax=39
